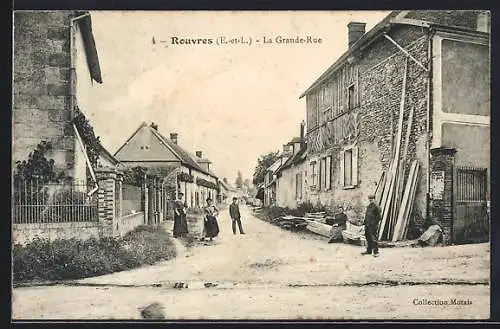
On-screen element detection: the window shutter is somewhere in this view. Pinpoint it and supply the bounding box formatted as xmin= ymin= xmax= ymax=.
xmin=319 ymin=160 xmax=323 ymax=190
xmin=326 ymin=156 xmax=332 ymax=190
xmin=355 ymin=67 xmax=360 ymax=107
xmin=352 ymin=146 xmax=359 ymax=186
xmin=340 ymin=151 xmax=345 ymax=187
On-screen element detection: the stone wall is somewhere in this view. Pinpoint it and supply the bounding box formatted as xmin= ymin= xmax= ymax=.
xmin=306 ymin=26 xmax=430 ymax=224
xmin=13 ymin=11 xmax=77 ymax=177
xmin=117 ymin=212 xmax=145 ymax=237
xmin=12 ymin=222 xmax=101 ymax=245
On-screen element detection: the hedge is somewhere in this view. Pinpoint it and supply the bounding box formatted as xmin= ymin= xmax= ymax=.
xmin=13 ymin=225 xmax=177 ymax=284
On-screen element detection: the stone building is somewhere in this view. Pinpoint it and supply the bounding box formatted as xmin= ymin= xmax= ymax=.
xmin=114 ymin=122 xmax=220 ymax=210
xmin=300 ymin=10 xmax=490 ymax=244
xmin=12 ymin=10 xmax=111 ymax=184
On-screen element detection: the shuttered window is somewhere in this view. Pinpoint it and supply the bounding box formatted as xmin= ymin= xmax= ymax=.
xmin=326 ymin=156 xmax=332 ymax=190
xmin=310 ymin=162 xmax=317 ymax=187
xmin=296 ymin=172 xmax=302 ymax=200
xmin=340 ymin=146 xmax=359 ymax=188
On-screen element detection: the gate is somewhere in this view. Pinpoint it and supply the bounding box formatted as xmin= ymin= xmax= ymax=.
xmin=453 ymin=167 xmax=489 ymax=244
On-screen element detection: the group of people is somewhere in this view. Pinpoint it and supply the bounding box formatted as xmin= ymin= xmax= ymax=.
xmin=173 ymin=190 xmax=381 ymax=256
xmin=172 ymin=193 xmax=245 ymax=242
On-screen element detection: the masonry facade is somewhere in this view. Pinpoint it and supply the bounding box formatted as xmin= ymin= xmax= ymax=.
xmin=13 ymin=10 xmax=108 ymax=185
xmin=301 ymin=10 xmax=490 ymax=242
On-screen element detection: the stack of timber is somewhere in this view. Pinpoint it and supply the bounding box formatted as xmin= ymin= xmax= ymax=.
xmin=304 ymin=218 xmax=332 ymax=238
xmin=273 ymin=215 xmax=307 ymax=231
xmin=302 ymin=212 xmax=331 ymax=237
xmin=376 ymin=58 xmax=420 ymax=242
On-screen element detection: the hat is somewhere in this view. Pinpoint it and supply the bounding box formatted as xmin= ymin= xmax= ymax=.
xmin=368 ymin=194 xmax=376 ymax=199
xmin=233 ymin=197 xmax=238 ymax=200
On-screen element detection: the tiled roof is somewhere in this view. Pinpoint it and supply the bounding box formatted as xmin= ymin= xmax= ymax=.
xmin=277 ymin=146 xmax=307 ymax=173
xmin=151 ymin=128 xmax=215 ymax=177
xmin=115 ymin=122 xmax=218 ymax=178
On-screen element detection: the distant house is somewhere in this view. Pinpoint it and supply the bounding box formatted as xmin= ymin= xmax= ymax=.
xmin=114 ymin=122 xmax=219 ymax=211
xmin=300 ymin=10 xmax=490 ymax=244
xmin=218 ymin=179 xmax=237 ymax=204
xmin=263 ymin=152 xmax=290 ymax=207
xmin=275 ymin=122 xmax=308 ymax=209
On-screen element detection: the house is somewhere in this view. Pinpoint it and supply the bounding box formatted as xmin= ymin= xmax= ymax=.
xmin=275 ymin=122 xmax=308 ymax=209
xmin=13 ymin=10 xmax=113 ymax=186
xmin=300 ymin=10 xmax=490 ymax=244
xmin=114 ymin=122 xmax=219 ymax=211
xmin=263 ymin=148 xmax=291 ymax=207
xmin=12 ymin=11 xmax=143 ymax=243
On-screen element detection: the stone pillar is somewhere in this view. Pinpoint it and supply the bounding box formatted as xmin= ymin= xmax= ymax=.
xmin=116 ymin=170 xmax=123 ymax=235
xmin=143 ymin=176 xmax=148 ymax=225
xmin=158 ymin=178 xmax=164 ymax=223
xmin=429 ymin=147 xmax=457 ymax=245
xmin=156 ymin=176 xmax=162 ymax=224
xmin=146 ymin=175 xmax=156 ymax=225
xmin=96 ymin=168 xmax=119 ymax=238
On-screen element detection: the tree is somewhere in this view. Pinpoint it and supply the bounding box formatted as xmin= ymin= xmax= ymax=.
xmin=252 ymin=150 xmax=280 ymax=186
xmin=235 ymin=171 xmax=243 ymax=188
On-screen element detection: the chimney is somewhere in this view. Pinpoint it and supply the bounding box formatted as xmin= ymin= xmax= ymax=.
xmin=348 ymin=22 xmax=366 ymax=48
xmin=150 ymin=122 xmax=158 ymax=130
xmin=300 ymin=120 xmax=305 ymax=142
xmin=170 ymin=133 xmax=178 ymax=144
xmin=476 ymin=11 xmax=490 ymax=33
xmin=196 ymin=151 xmax=203 ymax=158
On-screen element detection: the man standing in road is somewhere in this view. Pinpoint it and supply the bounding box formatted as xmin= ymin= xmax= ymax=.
xmin=229 ymin=197 xmax=245 ymax=235
xmin=362 ymin=194 xmax=382 ymax=257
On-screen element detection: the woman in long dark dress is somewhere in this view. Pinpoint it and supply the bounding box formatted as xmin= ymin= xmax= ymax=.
xmin=203 ymin=198 xmax=220 ymax=241
xmin=173 ymin=192 xmax=189 ymax=238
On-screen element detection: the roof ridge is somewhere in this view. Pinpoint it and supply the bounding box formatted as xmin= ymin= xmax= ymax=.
xmin=113 ymin=121 xmax=149 ymax=156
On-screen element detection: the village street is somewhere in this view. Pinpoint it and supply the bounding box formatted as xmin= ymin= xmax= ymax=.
xmin=12 ymin=206 xmax=490 ymax=320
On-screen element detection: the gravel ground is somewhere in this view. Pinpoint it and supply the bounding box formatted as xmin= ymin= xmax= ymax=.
xmin=12 ymin=205 xmax=490 ymax=320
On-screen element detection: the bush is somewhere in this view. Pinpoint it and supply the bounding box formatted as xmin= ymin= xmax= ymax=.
xmin=12 ymin=225 xmax=176 ymax=284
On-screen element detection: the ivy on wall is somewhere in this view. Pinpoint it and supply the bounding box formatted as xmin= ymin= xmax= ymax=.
xmin=72 ymin=107 xmax=103 ymax=182
xmin=14 ymin=141 xmax=66 ymax=183
xmin=72 ymin=107 xmax=102 ymax=168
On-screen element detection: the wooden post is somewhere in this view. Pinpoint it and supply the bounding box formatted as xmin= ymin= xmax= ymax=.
xmin=379 ymin=58 xmax=408 ymax=240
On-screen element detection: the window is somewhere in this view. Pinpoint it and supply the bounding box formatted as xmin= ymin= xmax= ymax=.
xmin=310 ymin=162 xmax=317 ymax=187
xmin=344 ymin=149 xmax=353 ymax=186
xmin=348 ymin=84 xmax=355 ymax=110
xmin=296 ymin=172 xmax=302 ymax=200
xmin=320 ymin=158 xmax=327 ymax=190
xmin=340 ymin=146 xmax=358 ymax=188
xmin=326 ymin=156 xmax=332 ymax=190
xmin=323 ymin=107 xmax=332 ymax=124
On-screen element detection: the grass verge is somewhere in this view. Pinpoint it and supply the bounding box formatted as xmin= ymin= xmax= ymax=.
xmin=13 ymin=224 xmax=176 ymax=284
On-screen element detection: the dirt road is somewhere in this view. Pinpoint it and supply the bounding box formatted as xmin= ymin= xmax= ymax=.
xmin=12 ymin=206 xmax=490 ymax=320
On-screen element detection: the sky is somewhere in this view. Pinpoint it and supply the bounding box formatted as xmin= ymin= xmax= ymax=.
xmin=78 ymin=10 xmax=391 ymax=184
